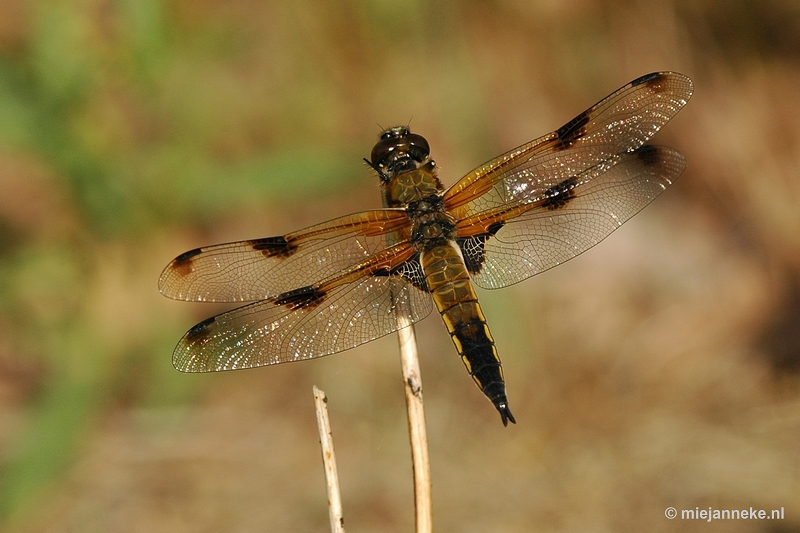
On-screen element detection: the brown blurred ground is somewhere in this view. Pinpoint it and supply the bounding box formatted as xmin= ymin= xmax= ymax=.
xmin=0 ymin=0 xmax=798 ymax=531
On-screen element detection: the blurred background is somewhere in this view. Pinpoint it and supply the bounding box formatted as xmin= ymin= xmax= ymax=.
xmin=0 ymin=0 xmax=798 ymax=531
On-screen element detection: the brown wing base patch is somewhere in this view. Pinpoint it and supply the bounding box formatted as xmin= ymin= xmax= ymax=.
xmin=457 ymin=221 xmax=504 ymax=274
xmin=373 ymin=255 xmax=429 ymax=292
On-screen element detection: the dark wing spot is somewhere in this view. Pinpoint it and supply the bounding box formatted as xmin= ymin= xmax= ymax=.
xmin=185 ymin=316 xmax=216 ymax=344
xmin=172 ymin=247 xmax=202 ymax=277
xmin=271 ymin=285 xmax=327 ymax=310
xmin=555 ymin=110 xmax=590 ymax=149
xmin=541 ymin=176 xmax=579 ymax=210
xmin=630 ymin=72 xmax=667 ymax=93
xmin=175 ymin=247 xmax=202 ymax=263
xmin=249 ymin=236 xmax=298 ymax=258
xmin=373 ymin=256 xmax=429 ymax=292
xmin=457 ymin=222 xmax=504 ymax=274
xmin=633 ymin=144 xmax=662 ymax=166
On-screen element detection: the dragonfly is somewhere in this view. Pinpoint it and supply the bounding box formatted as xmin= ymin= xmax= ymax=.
xmin=159 ymin=71 xmax=693 ymax=426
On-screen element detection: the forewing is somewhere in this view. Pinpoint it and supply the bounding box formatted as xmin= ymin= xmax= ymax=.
xmin=457 ymin=145 xmax=686 ymax=289
xmin=172 ymin=260 xmax=433 ymax=372
xmin=443 ymin=72 xmax=693 ymax=218
xmin=159 ymin=209 xmax=410 ymax=302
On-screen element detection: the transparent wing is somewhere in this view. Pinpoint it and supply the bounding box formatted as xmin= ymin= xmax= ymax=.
xmin=444 ymin=72 xmax=693 ymax=218
xmin=158 ymin=209 xmax=411 ymax=303
xmin=172 ymin=264 xmax=433 ymax=372
xmin=456 ymin=145 xmax=686 ymax=289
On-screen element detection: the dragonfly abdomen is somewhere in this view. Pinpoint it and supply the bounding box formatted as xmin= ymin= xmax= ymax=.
xmin=421 ymin=243 xmax=516 ymax=425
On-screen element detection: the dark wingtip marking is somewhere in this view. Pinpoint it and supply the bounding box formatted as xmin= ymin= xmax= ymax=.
xmin=555 ymin=110 xmax=590 ymax=150
xmin=541 ymin=176 xmax=579 ymax=210
xmin=185 ymin=316 xmax=215 ymax=344
xmin=631 ymin=72 xmax=662 ymax=87
xmin=172 ymin=248 xmax=202 ymax=277
xmin=272 ymin=285 xmax=326 ymax=310
xmin=634 ymin=145 xmax=662 ymax=166
xmin=631 ymin=72 xmax=668 ymax=93
xmin=249 ymin=236 xmax=298 ymax=258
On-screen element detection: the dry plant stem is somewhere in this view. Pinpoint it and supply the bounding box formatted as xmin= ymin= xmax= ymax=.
xmin=313 ymin=386 xmax=346 ymax=533
xmin=396 ymin=316 xmax=433 ymax=533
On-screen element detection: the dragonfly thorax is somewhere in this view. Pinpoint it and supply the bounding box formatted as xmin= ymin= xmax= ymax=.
xmin=407 ymin=194 xmax=456 ymax=250
xmin=384 ymin=163 xmax=443 ymax=206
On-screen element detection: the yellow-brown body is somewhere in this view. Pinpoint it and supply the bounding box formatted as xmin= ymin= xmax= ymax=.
xmin=373 ymin=126 xmax=514 ymax=424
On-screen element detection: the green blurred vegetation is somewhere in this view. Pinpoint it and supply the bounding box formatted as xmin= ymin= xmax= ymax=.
xmin=0 ymin=0 xmax=799 ymax=531
xmin=0 ymin=0 xmax=484 ymax=527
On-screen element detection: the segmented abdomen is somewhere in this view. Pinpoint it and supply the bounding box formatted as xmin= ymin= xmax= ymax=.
xmin=421 ymin=242 xmax=508 ymax=412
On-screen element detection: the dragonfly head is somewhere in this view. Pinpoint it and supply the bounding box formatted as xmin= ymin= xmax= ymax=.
xmin=367 ymin=126 xmax=431 ymax=182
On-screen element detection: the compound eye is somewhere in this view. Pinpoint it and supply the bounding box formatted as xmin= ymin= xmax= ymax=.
xmin=405 ymin=133 xmax=430 ymax=162
xmin=370 ymin=136 xmax=402 ymax=166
